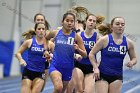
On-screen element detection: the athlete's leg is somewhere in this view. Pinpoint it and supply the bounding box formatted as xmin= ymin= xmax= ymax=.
xmin=41 ymin=69 xmax=49 ymax=92
xmin=21 ymin=79 xmax=32 ymax=93
xmin=84 ymin=73 xmax=95 ymax=93
xmin=74 ymin=68 xmax=84 ymax=93
xmin=95 ymin=80 xmax=109 ymax=93
xmin=62 ymin=81 xmax=69 ymax=93
xmin=32 ymin=78 xmax=45 ymax=93
xmin=109 ymin=80 xmax=122 ymax=93
xmin=66 ymin=74 xmax=75 ymax=93
xmin=50 ymin=70 xmax=63 ymax=93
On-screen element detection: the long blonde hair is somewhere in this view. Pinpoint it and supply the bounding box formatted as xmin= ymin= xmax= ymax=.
xmin=97 ymin=23 xmax=112 ymax=36
xmin=67 ymin=6 xmax=90 ymax=21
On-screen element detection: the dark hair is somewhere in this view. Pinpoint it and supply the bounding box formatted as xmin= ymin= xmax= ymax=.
xmin=62 ymin=12 xmax=75 ymax=22
xmin=85 ymin=13 xmax=96 ymax=21
xmin=77 ymin=19 xmax=86 ymax=30
xmin=34 ymin=13 xmax=50 ymax=30
xmin=66 ymin=9 xmax=78 ymax=19
xmin=34 ymin=23 xmax=46 ymax=31
xmin=85 ymin=14 xmax=105 ymax=29
xmin=34 ymin=13 xmax=45 ymax=22
xmin=45 ymin=20 xmax=50 ymax=30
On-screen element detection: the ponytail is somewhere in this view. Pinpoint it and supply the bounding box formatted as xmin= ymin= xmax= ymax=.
xmin=97 ymin=23 xmax=112 ymax=36
xmin=22 ymin=28 xmax=36 ymax=40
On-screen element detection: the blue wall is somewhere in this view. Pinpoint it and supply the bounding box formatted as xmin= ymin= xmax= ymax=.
xmin=0 ymin=40 xmax=14 ymax=77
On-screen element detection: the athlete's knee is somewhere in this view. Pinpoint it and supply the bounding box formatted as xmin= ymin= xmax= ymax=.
xmin=83 ymin=90 xmax=94 ymax=93
xmin=55 ymin=85 xmax=63 ymax=93
xmin=77 ymin=85 xmax=84 ymax=93
xmin=21 ymin=86 xmax=31 ymax=93
xmin=77 ymin=88 xmax=84 ymax=93
xmin=54 ymin=83 xmax=63 ymax=92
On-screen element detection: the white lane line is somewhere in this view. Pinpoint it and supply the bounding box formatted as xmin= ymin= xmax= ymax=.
xmin=0 ymin=84 xmax=54 ymax=92
xmin=0 ymin=87 xmax=20 ymax=92
xmin=0 ymin=83 xmax=20 ymax=89
xmin=124 ymin=84 xmax=140 ymax=93
xmin=0 ymin=85 xmax=54 ymax=93
xmin=0 ymin=79 xmax=20 ymax=85
xmin=123 ymin=75 xmax=140 ymax=85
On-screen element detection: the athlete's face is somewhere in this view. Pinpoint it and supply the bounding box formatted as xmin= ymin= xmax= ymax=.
xmin=86 ymin=15 xmax=96 ymax=30
xmin=35 ymin=15 xmax=45 ymax=24
xmin=35 ymin=24 xmax=46 ymax=38
xmin=62 ymin=15 xmax=75 ymax=31
xmin=111 ymin=18 xmax=125 ymax=34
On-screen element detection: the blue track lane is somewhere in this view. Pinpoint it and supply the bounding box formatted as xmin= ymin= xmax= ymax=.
xmin=0 ymin=70 xmax=140 ymax=93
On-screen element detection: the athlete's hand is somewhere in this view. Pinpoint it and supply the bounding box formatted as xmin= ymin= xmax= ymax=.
xmin=74 ymin=43 xmax=79 ymax=50
xmin=93 ymin=68 xmax=100 ymax=80
xmin=43 ymin=51 xmax=51 ymax=59
xmin=19 ymin=59 xmax=27 ymax=67
xmin=47 ymin=53 xmax=53 ymax=62
xmin=126 ymin=61 xmax=134 ymax=69
xmin=74 ymin=54 xmax=83 ymax=62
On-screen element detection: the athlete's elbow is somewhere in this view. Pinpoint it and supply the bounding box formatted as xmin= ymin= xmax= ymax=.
xmin=15 ymin=52 xmax=19 ymax=58
xmin=88 ymin=51 xmax=93 ymax=60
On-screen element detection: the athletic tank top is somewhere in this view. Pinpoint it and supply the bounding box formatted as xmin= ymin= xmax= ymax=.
xmin=26 ymin=37 xmax=46 ymax=72
xmin=52 ymin=29 xmax=75 ymax=69
xmin=80 ymin=31 xmax=97 ymax=65
xmin=99 ymin=34 xmax=128 ymax=76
